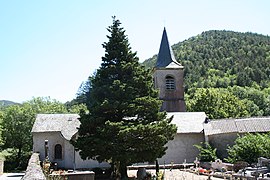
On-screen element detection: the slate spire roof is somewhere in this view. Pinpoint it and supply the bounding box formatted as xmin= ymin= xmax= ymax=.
xmin=156 ymin=28 xmax=182 ymax=68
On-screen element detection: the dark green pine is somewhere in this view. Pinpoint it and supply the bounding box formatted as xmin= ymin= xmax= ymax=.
xmin=73 ymin=17 xmax=177 ymax=179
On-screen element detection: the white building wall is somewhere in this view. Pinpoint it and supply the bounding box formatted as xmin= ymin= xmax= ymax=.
xmin=158 ymin=133 xmax=205 ymax=164
xmin=32 ymin=132 xmax=66 ymax=167
xmin=64 ymin=139 xmax=75 ymax=169
xmin=207 ymin=132 xmax=240 ymax=159
xmin=74 ymin=151 xmax=110 ymax=169
xmin=32 ymin=132 xmax=109 ymax=169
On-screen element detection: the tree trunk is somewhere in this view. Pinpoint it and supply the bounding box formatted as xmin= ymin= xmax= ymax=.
xmin=17 ymin=147 xmax=22 ymax=168
xmin=114 ymin=161 xmax=121 ymax=180
xmin=156 ymin=159 xmax=159 ymax=176
xmin=119 ymin=162 xmax=128 ymax=180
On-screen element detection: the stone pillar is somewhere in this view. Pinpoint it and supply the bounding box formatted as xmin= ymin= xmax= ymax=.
xmin=0 ymin=160 xmax=4 ymax=174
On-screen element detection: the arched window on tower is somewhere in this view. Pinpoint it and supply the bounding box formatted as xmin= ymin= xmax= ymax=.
xmin=54 ymin=144 xmax=62 ymax=160
xmin=165 ymin=75 xmax=175 ymax=90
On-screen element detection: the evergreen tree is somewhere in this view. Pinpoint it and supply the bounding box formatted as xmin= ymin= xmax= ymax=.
xmin=73 ymin=17 xmax=177 ymax=179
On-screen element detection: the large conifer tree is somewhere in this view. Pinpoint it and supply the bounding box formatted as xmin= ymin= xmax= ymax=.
xmin=73 ymin=17 xmax=177 ymax=179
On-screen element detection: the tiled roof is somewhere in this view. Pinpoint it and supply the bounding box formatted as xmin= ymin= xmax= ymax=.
xmin=156 ymin=28 xmax=183 ymax=68
xmin=204 ymin=117 xmax=270 ymax=136
xmin=168 ymin=112 xmax=207 ymax=133
xmin=32 ymin=112 xmax=207 ymax=140
xmin=31 ymin=114 xmax=80 ymax=140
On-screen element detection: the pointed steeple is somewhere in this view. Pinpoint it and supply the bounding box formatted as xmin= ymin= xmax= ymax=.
xmin=156 ymin=28 xmax=181 ymax=68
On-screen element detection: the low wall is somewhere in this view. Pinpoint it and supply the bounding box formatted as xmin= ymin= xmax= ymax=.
xmin=50 ymin=171 xmax=95 ymax=180
xmin=21 ymin=153 xmax=46 ymax=180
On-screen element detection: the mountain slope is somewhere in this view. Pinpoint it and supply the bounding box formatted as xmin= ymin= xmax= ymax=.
xmin=0 ymin=100 xmax=19 ymax=107
xmin=143 ymin=30 xmax=270 ymax=90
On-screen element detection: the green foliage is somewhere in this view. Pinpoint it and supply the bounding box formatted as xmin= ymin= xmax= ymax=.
xmin=228 ymin=86 xmax=270 ymax=116
xmin=0 ymin=148 xmax=13 ymax=161
xmin=0 ymin=111 xmax=4 ymax=146
xmin=143 ymin=55 xmax=157 ymax=69
xmin=1 ymin=104 xmax=35 ymax=163
xmin=157 ymin=171 xmax=164 ymax=180
xmin=73 ymin=17 xmax=177 ymax=178
xmin=187 ymin=86 xmax=270 ymax=118
xmin=194 ymin=142 xmax=217 ymax=162
xmin=75 ymin=76 xmax=93 ymax=106
xmin=187 ymin=88 xmax=249 ymax=119
xmin=67 ymin=103 xmax=88 ymax=114
xmin=0 ymin=100 xmax=19 ymax=108
xmin=2 ymin=148 xmax=32 ymax=171
xmin=226 ymin=133 xmax=270 ymax=164
xmin=24 ymin=97 xmax=68 ymax=113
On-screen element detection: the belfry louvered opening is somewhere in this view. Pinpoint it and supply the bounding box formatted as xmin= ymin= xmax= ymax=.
xmin=166 ymin=75 xmax=175 ymax=90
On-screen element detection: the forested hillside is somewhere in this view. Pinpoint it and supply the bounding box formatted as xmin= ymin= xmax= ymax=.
xmin=0 ymin=100 xmax=18 ymax=108
xmin=144 ymin=30 xmax=270 ymax=89
xmin=143 ymin=30 xmax=270 ymax=118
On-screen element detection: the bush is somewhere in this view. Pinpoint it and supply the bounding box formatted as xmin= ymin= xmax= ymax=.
xmin=157 ymin=171 xmax=164 ymax=180
xmin=1 ymin=148 xmax=31 ymax=172
xmin=226 ymin=133 xmax=270 ymax=164
xmin=194 ymin=142 xmax=217 ymax=162
xmin=233 ymin=161 xmax=249 ymax=172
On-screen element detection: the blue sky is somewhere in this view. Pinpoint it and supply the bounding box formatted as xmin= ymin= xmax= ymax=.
xmin=1 ymin=0 xmax=269 ymax=103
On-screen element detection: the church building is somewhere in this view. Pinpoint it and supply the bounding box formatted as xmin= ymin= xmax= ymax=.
xmin=31 ymin=28 xmax=270 ymax=170
xmin=31 ymin=28 xmax=206 ymax=169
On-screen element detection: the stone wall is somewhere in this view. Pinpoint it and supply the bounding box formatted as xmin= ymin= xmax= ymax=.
xmin=21 ymin=153 xmax=46 ymax=180
xmin=158 ymin=133 xmax=205 ymax=164
xmin=50 ymin=171 xmax=95 ymax=180
xmin=207 ymin=132 xmax=240 ymax=159
xmin=154 ymin=68 xmax=186 ymax=112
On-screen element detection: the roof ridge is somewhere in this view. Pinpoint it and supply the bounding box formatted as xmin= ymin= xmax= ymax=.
xmin=212 ymin=116 xmax=270 ymax=121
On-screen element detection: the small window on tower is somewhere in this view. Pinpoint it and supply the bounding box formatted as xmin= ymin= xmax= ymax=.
xmin=165 ymin=76 xmax=175 ymax=90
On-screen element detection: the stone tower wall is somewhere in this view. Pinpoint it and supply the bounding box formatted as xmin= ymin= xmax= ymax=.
xmin=154 ymin=68 xmax=186 ymax=112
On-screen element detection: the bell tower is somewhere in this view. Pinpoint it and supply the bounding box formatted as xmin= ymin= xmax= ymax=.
xmin=154 ymin=28 xmax=186 ymax=112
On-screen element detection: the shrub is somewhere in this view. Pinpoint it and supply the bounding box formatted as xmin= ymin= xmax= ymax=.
xmin=226 ymin=133 xmax=270 ymax=164
xmin=194 ymin=142 xmax=217 ymax=162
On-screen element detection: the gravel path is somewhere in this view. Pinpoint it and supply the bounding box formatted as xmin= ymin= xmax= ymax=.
xmin=0 ymin=173 xmax=25 ymax=180
xmin=128 ymin=169 xmax=224 ymax=180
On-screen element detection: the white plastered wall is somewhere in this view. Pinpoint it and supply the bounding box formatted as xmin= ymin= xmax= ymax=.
xmin=32 ymin=132 xmax=109 ymax=169
xmin=158 ymin=133 xmax=205 ymax=164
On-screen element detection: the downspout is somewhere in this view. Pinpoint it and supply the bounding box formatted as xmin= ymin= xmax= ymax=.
xmin=205 ymin=133 xmax=209 ymax=143
xmin=73 ymin=146 xmax=76 ymax=171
